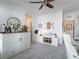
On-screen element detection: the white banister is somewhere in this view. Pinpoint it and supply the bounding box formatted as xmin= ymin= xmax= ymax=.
xmin=63 ymin=33 xmax=79 ymax=59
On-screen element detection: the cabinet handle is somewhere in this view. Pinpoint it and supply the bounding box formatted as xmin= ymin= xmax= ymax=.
xmin=19 ymin=38 xmax=22 ymax=41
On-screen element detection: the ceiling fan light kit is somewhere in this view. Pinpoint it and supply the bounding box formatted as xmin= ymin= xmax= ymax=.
xmin=30 ymin=0 xmax=55 ymax=10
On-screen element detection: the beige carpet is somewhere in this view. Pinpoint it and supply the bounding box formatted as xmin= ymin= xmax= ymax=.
xmin=9 ymin=42 xmax=67 ymax=59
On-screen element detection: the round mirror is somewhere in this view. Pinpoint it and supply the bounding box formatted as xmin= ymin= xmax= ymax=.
xmin=7 ymin=17 xmax=21 ymax=29
xmin=38 ymin=23 xmax=42 ymax=28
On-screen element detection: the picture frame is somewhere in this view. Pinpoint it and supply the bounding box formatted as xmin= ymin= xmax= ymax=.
xmin=47 ymin=22 xmax=51 ymax=29
xmin=66 ymin=24 xmax=72 ymax=30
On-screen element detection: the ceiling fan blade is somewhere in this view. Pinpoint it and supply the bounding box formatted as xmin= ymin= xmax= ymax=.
xmin=46 ymin=3 xmax=54 ymax=8
xmin=47 ymin=0 xmax=55 ymax=2
xmin=30 ymin=1 xmax=42 ymax=3
xmin=39 ymin=4 xmax=44 ymax=10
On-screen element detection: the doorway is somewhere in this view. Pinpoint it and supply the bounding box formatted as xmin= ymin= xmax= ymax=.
xmin=63 ymin=20 xmax=74 ymax=42
xmin=25 ymin=16 xmax=32 ymax=42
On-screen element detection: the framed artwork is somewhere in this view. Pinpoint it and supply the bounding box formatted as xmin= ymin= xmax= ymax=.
xmin=47 ymin=22 xmax=51 ymax=29
xmin=66 ymin=24 xmax=72 ymax=30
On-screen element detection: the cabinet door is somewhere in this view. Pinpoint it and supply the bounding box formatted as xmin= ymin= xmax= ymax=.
xmin=19 ymin=33 xmax=31 ymax=51
xmin=3 ymin=34 xmax=15 ymax=58
xmin=38 ymin=35 xmax=43 ymax=43
xmin=3 ymin=33 xmax=31 ymax=58
xmin=3 ymin=34 xmax=20 ymax=58
xmin=52 ymin=37 xmax=58 ymax=46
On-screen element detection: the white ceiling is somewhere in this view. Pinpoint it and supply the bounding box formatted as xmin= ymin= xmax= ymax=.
xmin=0 ymin=0 xmax=79 ymax=15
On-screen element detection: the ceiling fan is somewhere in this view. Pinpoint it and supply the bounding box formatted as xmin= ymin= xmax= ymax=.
xmin=30 ymin=0 xmax=55 ymax=10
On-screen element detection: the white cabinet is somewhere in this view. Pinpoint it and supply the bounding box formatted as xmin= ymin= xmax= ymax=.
xmin=37 ymin=35 xmax=58 ymax=46
xmin=51 ymin=37 xmax=58 ymax=46
xmin=0 ymin=34 xmax=2 ymax=59
xmin=1 ymin=32 xmax=31 ymax=59
xmin=35 ymin=34 xmax=42 ymax=43
xmin=3 ymin=34 xmax=20 ymax=59
xmin=43 ymin=37 xmax=58 ymax=46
